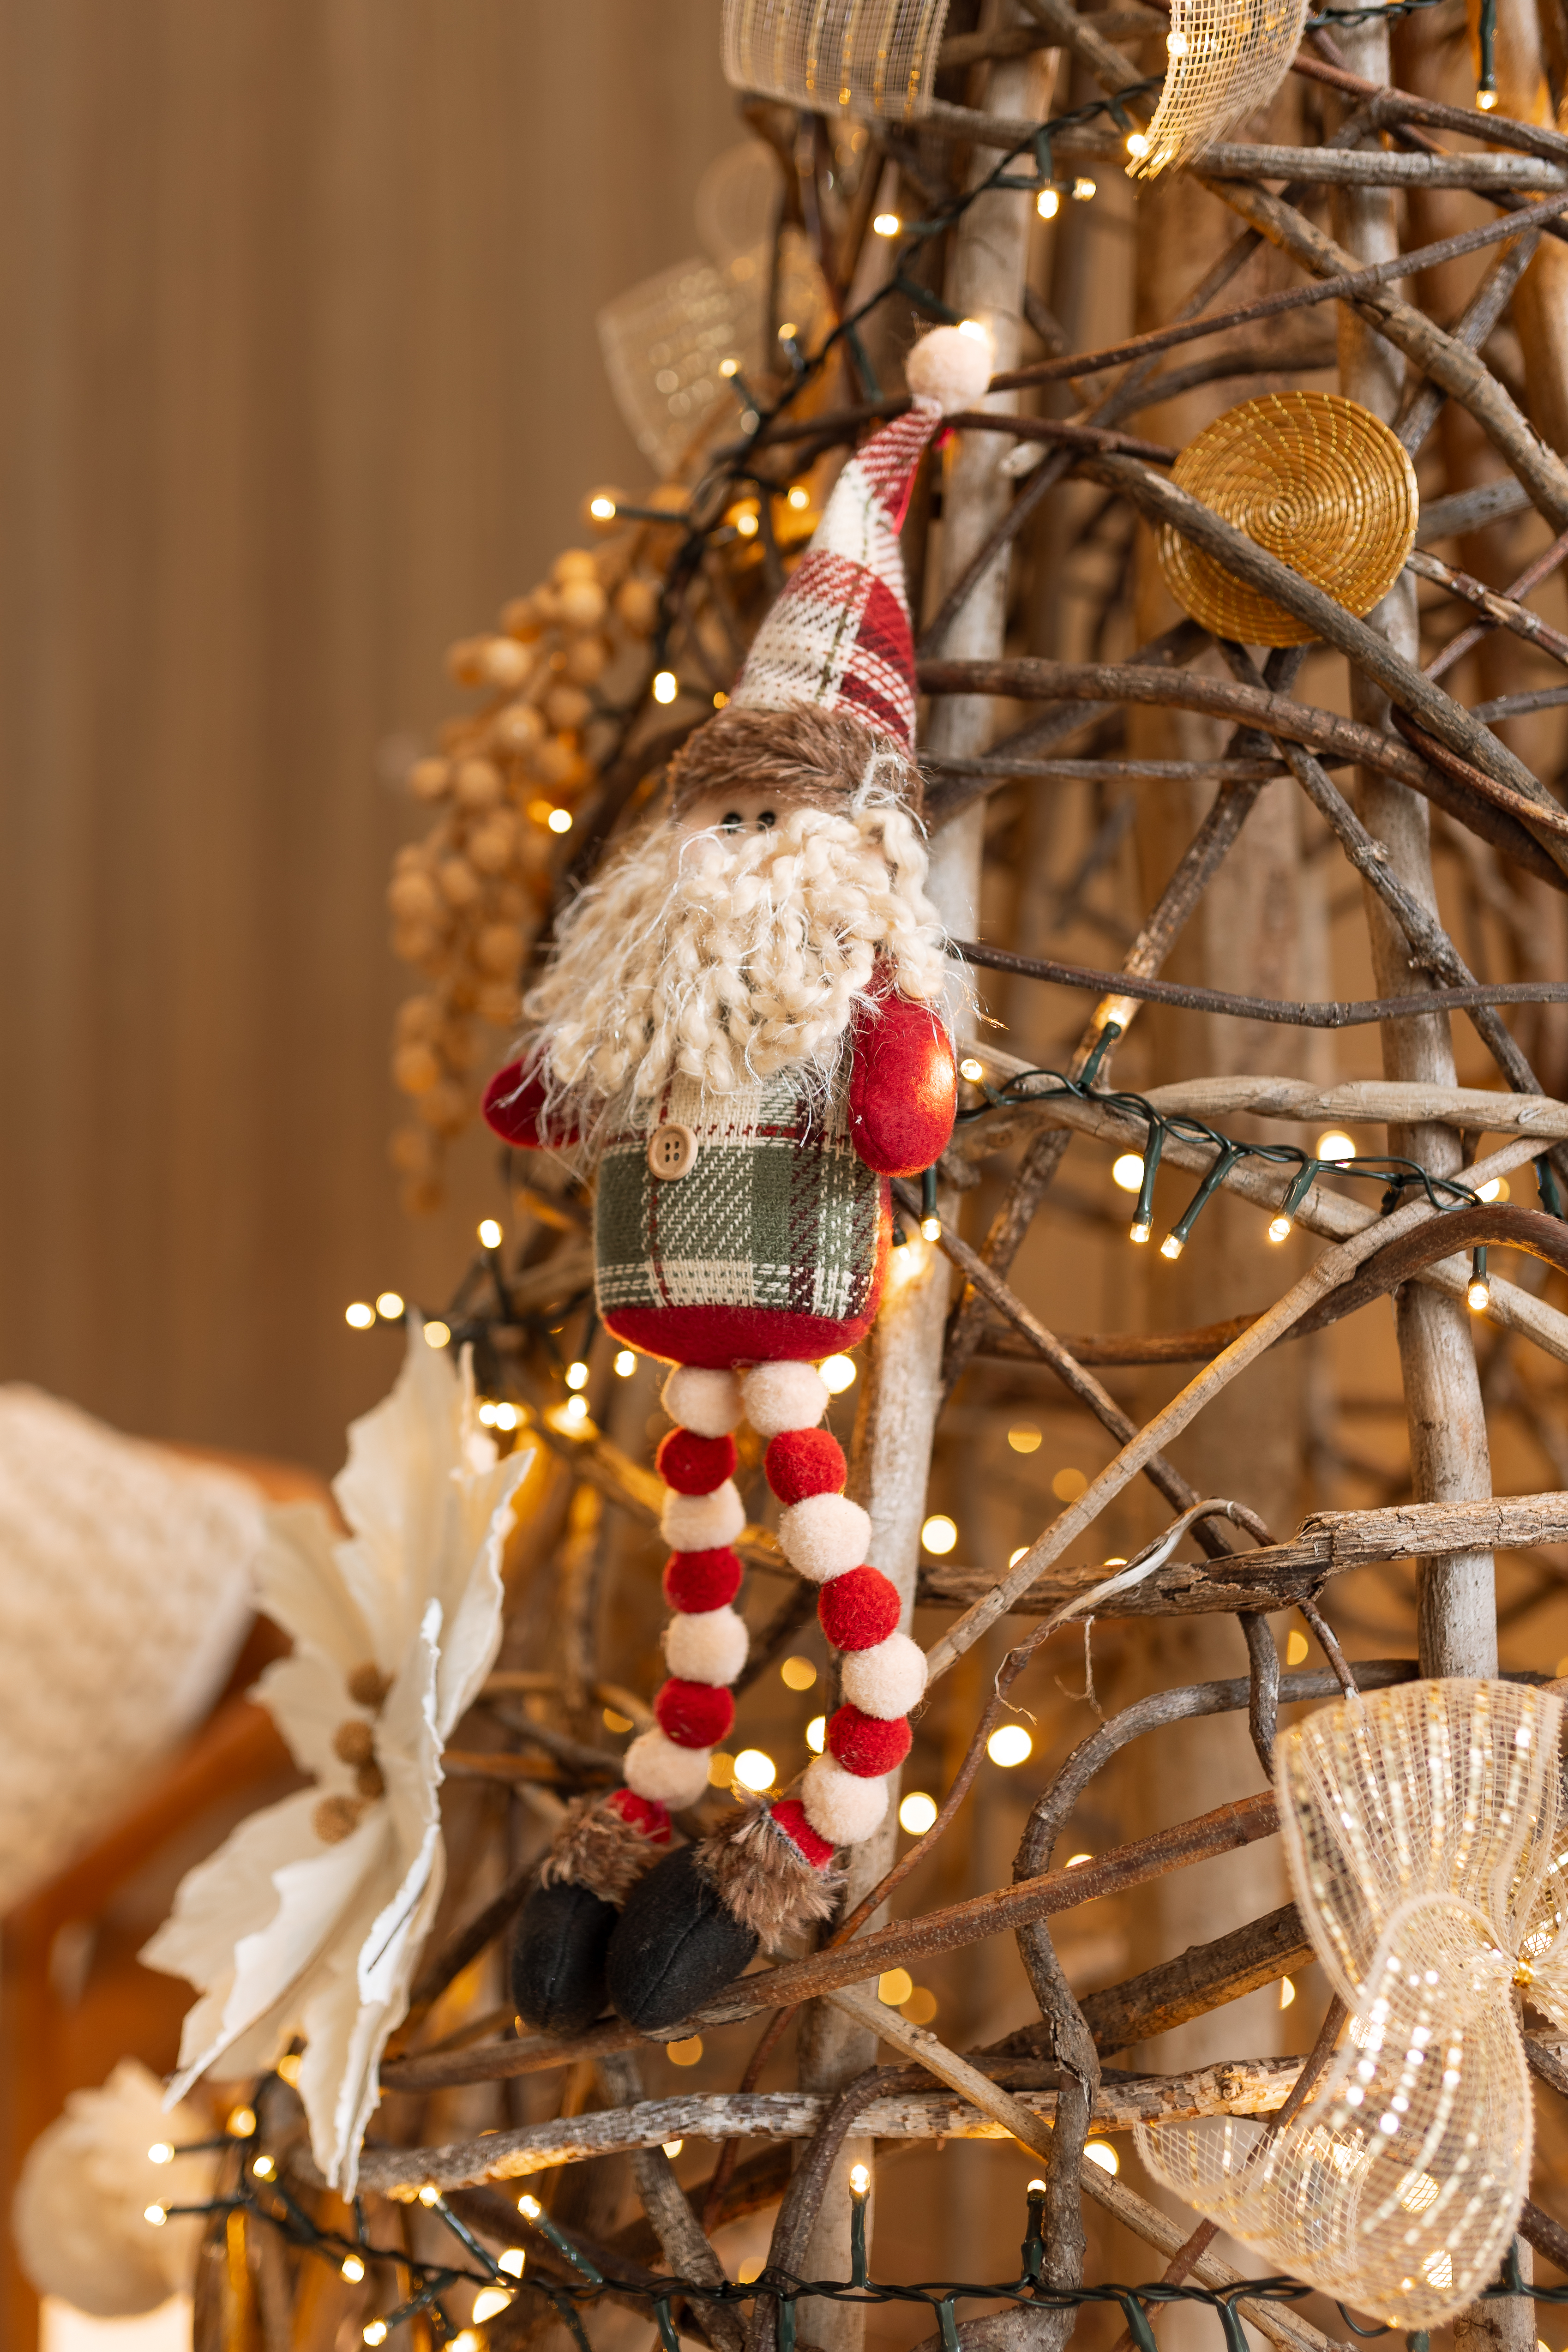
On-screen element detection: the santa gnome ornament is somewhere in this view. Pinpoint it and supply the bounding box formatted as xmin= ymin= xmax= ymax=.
xmin=485 ymin=324 xmax=990 ymax=2034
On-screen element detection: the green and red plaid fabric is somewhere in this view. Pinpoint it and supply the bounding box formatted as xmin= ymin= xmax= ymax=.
xmin=595 ymin=1071 xmax=884 ymax=1325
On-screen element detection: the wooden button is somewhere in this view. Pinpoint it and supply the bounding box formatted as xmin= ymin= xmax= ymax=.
xmin=647 ymin=1123 xmax=697 ymax=1181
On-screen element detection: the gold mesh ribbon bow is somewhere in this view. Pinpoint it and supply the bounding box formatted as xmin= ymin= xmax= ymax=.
xmin=1139 ymin=1678 xmax=1568 ymax=2325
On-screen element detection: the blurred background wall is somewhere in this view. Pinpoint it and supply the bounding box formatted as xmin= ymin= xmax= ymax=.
xmin=0 ymin=0 xmax=738 ymax=1472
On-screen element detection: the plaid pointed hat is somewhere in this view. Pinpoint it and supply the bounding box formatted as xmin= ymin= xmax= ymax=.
xmin=728 ymin=325 xmax=993 ymax=751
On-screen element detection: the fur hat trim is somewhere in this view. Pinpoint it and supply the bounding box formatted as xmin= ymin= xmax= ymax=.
xmin=695 ymin=1804 xmax=844 ymax=1943
xmin=667 ymin=702 xmax=924 ymax=822
xmin=539 ymin=1793 xmax=668 ymax=1907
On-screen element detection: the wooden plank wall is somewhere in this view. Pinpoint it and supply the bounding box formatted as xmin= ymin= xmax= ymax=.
xmin=0 ymin=0 xmax=737 ymax=1473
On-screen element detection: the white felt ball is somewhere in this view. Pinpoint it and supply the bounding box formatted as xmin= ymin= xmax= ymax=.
xmin=624 ymin=1726 xmax=711 ymax=1810
xmin=801 ymin=1755 xmax=889 ymax=1847
xmin=661 ymin=1481 xmax=745 ymax=1551
xmin=906 ymin=323 xmax=994 ymax=414
xmin=777 ymin=1493 xmax=870 ymax=1583
xmin=664 ymin=1606 xmax=750 ymax=1687
xmin=841 ymin=1631 xmax=927 ymax=1720
xmin=741 ymin=1360 xmax=829 ymax=1438
xmin=662 ymin=1365 xmax=744 ymax=1438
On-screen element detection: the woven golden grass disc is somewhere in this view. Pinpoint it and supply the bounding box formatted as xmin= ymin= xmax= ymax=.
xmin=1158 ymin=390 xmax=1419 ymax=648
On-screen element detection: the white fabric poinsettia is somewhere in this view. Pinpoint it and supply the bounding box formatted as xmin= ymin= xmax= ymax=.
xmin=143 ymin=1330 xmax=531 ymax=2191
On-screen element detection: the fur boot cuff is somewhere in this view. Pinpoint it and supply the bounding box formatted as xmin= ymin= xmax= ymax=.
xmin=696 ymin=1804 xmax=845 ymax=1943
xmin=540 ymin=1793 xmax=668 ymax=1907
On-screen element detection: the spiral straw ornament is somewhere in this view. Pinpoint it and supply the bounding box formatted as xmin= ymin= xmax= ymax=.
xmin=1157 ymin=391 xmax=1419 ymax=648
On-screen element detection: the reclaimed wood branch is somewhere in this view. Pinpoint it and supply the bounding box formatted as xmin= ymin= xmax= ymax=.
xmin=919 ymin=1494 xmax=1568 ymax=1619
xmin=1069 ymin=1902 xmax=1313 ymax=2053
xmin=346 ymin=2057 xmax=1306 ymax=2196
xmin=1410 ymin=542 xmax=1568 ymax=669
xmin=919 ymin=656 xmax=1567 ymax=882
xmin=1199 ymin=142 xmax=1568 ymax=189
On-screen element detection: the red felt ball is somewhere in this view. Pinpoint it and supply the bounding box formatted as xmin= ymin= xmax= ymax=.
xmin=827 ymin=1703 xmax=911 ymax=1778
xmin=764 ymin=1427 xmax=847 ymax=1505
xmin=655 ymin=1678 xmax=735 ymax=1750
xmin=657 ymin=1427 xmax=738 ymax=1496
xmin=663 ymin=1547 xmax=744 ymax=1612
xmin=608 ymin=1788 xmax=671 ymax=1844
xmin=770 ymin=1797 xmax=837 ymax=1869
xmin=817 ymin=1565 xmax=901 ymax=1653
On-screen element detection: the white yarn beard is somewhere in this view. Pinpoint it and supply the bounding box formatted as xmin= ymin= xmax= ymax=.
xmin=524 ymin=800 xmax=950 ymax=1138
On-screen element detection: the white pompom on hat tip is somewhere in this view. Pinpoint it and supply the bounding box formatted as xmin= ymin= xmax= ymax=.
xmin=906 ymin=323 xmax=994 ymax=415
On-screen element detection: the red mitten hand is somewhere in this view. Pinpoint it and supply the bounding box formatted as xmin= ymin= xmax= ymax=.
xmin=846 ymin=993 xmax=957 ymax=1176
xmin=483 ymin=1059 xmax=576 ymax=1150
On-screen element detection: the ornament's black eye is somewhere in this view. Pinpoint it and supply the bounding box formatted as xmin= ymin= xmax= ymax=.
xmin=757 ymin=808 xmax=777 ymax=829
xmin=721 ymin=809 xmax=745 ymax=830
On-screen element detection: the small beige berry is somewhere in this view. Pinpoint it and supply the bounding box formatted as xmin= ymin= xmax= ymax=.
xmin=491 ymin=701 xmax=545 ymax=757
xmin=401 ymin=1174 xmax=445 ymax=1215
xmin=499 ymin=594 xmax=545 ymax=641
xmin=356 ymin=1761 xmax=387 ymax=1800
xmin=545 ymin=683 xmax=592 ymax=731
xmin=438 ymin=858 xmax=481 ymax=908
xmin=388 ymin=870 xmax=442 ymax=924
xmin=442 ymin=1022 xmax=480 ymax=1072
xmin=552 ymin=548 xmax=599 ymax=585
xmin=395 ymin=994 xmax=443 ymax=1042
xmin=454 ymin=757 xmax=504 ymax=810
xmin=392 ymin=1042 xmax=442 ymax=1095
xmin=477 ymin=638 xmax=530 ymax=692
xmin=408 ymin=756 xmax=451 ymax=802
xmin=391 ymin=925 xmax=441 ymax=965
xmin=556 ymin=578 xmax=607 ymax=631
xmin=475 ymin=921 xmax=525 ymax=977
xmin=469 ymin=817 xmax=517 ymax=874
xmin=562 ymin=635 xmax=609 ymax=686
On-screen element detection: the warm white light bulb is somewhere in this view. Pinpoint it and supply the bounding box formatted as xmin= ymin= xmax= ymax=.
xmin=563 ymin=1393 xmax=589 ymax=1425
xmin=547 ymin=807 xmax=572 ymax=833
xmin=787 ymin=485 xmax=810 ymax=509
xmin=1477 ymin=85 xmax=1499 ymax=107
xmin=518 ymin=2194 xmax=542 ymax=2219
xmin=652 ymin=670 xmax=679 ymax=705
xmin=1129 ymin=1221 xmax=1151 ymax=1245
xmin=144 ymin=2204 xmax=168 ymax=2227
xmin=734 ymin=509 xmax=759 ymax=537
xmin=252 ymin=2155 xmax=276 ymax=2179
xmin=1468 ymin=1278 xmax=1491 ymax=1312
xmin=1111 ymin=1153 xmax=1144 ymax=1193
xmin=1085 ymin=2141 xmax=1119 ymax=2175
xmin=499 ymin=2249 xmax=526 ymax=2277
xmin=957 ymin=318 xmax=989 ymax=343
xmin=474 ymin=2288 xmax=515 ymax=2322
xmin=733 ymin=1748 xmax=775 ymax=1791
xmin=662 ymin=2139 xmax=684 ymax=2159
xmin=375 ymin=1291 xmax=404 ymax=1319
xmin=1477 ymin=1176 xmax=1505 ymax=1202
xmin=493 ymin=1402 xmax=519 ymax=1430
xmin=920 ymin=1213 xmax=942 ymax=1241
xmin=1268 ymin=1215 xmax=1292 ymax=1243
xmin=1126 ymin=132 xmax=1149 ymax=156
xmin=419 ymin=2185 xmax=441 ymax=2208
xmin=1317 ymin=1130 xmax=1356 ymax=1164
xmin=565 ymin=1360 xmax=589 ymax=1390
xmin=873 ymin=212 xmax=901 ymax=236
xmin=819 ymin=1352 xmax=857 ymax=1394
xmin=921 ymin=1514 xmax=957 ymax=1555
xmin=478 ymin=1218 xmax=503 ymax=1249
xmin=148 ymin=2142 xmax=174 ymax=2166
xmin=900 ymin=1791 xmax=938 ymax=1834
xmin=423 ymin=1319 xmax=451 ymax=1348
xmin=1167 ymin=28 xmax=1190 ymax=50
xmin=345 ymin=1301 xmax=375 ymax=1329
xmin=589 ymin=495 xmax=617 ymax=520
xmin=1036 ymin=188 xmax=1060 ymax=219
xmin=613 ymin=1348 xmax=637 ymax=1376
xmin=806 ymin=1714 xmax=826 ymax=1754
xmin=850 ymin=2163 xmax=871 ymax=2196
xmin=987 ymin=1724 xmax=1033 ymax=1768
xmin=959 ymin=1057 xmax=984 ymax=1081
xmin=1159 ymin=1233 xmax=1183 ymax=1260
xmin=363 ymin=2325 xmax=389 ymax=2348
xmin=1072 ymin=177 xmax=1096 ymax=201
xmin=342 ymin=2255 xmax=366 ymax=2283
xmin=719 ymin=357 xmax=739 ymax=378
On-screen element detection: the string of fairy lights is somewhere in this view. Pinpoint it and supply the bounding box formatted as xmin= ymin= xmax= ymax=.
xmin=140 ymin=2113 xmax=1564 ymax=2352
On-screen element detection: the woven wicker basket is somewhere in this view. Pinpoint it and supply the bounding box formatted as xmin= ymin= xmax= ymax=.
xmin=1158 ymin=390 xmax=1419 ymax=647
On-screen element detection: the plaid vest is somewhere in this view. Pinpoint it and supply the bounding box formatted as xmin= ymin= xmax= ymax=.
xmin=594 ymin=1069 xmax=885 ymax=1331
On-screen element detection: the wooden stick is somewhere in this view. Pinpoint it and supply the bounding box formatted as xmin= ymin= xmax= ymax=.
xmin=1412 ymin=542 xmax=1568 ymax=669
xmin=954 ymin=934 xmax=1568 ymax=1023
xmin=349 ymin=2054 xmax=1308 ymax=2196
xmin=989 ymin=192 xmax=1568 ymax=390
xmin=1425 ymin=527 xmax=1568 ymax=682
xmin=1199 ymin=142 xmax=1568 ymax=189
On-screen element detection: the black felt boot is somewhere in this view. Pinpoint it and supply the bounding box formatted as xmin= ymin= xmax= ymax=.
xmin=606 ymin=1807 xmax=841 ymax=2032
xmin=605 ymin=1844 xmax=759 ymax=2031
xmin=512 ymin=1878 xmax=619 ymax=2036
